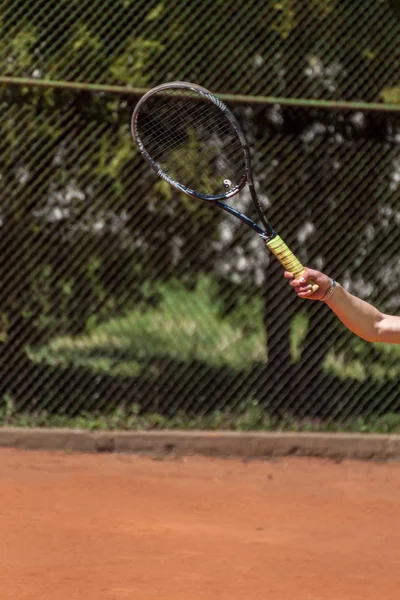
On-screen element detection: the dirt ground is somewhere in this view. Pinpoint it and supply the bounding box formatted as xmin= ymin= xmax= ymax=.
xmin=1 ymin=449 xmax=400 ymax=599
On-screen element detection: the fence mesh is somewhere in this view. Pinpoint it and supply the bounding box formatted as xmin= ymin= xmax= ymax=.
xmin=1 ymin=0 xmax=400 ymax=430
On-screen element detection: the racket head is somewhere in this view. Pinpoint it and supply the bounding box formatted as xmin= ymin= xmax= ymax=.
xmin=131 ymin=81 xmax=251 ymax=202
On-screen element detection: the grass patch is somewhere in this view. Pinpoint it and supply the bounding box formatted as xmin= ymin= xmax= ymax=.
xmin=2 ymin=401 xmax=400 ymax=434
xmin=29 ymin=276 xmax=267 ymax=375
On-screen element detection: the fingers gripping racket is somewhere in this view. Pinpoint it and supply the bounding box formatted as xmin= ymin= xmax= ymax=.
xmin=131 ymin=81 xmax=318 ymax=292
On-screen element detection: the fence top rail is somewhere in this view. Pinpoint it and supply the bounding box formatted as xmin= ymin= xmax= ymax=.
xmin=2 ymin=76 xmax=400 ymax=115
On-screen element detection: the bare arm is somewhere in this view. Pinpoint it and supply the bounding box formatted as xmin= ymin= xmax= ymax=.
xmin=285 ymin=268 xmax=400 ymax=344
xmin=324 ymin=283 xmax=389 ymax=343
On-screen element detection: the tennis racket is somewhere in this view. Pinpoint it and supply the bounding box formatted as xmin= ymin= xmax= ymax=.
xmin=131 ymin=81 xmax=318 ymax=292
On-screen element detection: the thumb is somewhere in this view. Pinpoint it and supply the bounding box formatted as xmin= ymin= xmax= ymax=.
xmin=300 ymin=268 xmax=331 ymax=288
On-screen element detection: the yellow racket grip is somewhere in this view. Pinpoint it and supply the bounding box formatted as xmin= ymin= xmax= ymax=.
xmin=266 ymin=235 xmax=319 ymax=293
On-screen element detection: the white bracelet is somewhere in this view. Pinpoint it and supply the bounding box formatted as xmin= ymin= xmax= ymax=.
xmin=321 ymin=279 xmax=337 ymax=302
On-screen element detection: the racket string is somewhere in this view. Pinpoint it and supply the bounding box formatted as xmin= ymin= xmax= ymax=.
xmin=141 ymin=102 xmax=229 ymax=160
xmin=136 ymin=90 xmax=246 ymax=195
xmin=139 ymin=98 xmax=219 ymax=141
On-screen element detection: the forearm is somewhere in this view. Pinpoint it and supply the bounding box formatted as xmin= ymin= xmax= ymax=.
xmin=286 ymin=267 xmax=400 ymax=344
xmin=326 ymin=283 xmax=385 ymax=343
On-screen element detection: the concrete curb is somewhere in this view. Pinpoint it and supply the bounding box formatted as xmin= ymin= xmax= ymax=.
xmin=0 ymin=428 xmax=400 ymax=460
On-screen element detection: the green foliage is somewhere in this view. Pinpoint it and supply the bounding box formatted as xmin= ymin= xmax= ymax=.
xmin=325 ymin=338 xmax=400 ymax=382
xmin=109 ymin=38 xmax=164 ymax=86
xmin=1 ymin=25 xmax=37 ymax=75
xmin=272 ymin=1 xmax=296 ymax=39
xmin=72 ymin=24 xmax=102 ymax=54
xmin=291 ymin=311 xmax=308 ymax=362
xmin=0 ymin=0 xmax=396 ymax=100
xmin=145 ymin=3 xmax=164 ymax=21
xmin=27 ymin=273 xmax=400 ymax=393
xmin=2 ymin=397 xmax=400 ymax=434
xmin=0 ymin=85 xmax=191 ymax=352
xmin=381 ymin=86 xmax=400 ymax=104
xmin=30 ymin=276 xmax=267 ymax=373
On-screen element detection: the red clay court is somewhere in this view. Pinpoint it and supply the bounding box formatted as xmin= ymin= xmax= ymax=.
xmin=1 ymin=448 xmax=400 ymax=599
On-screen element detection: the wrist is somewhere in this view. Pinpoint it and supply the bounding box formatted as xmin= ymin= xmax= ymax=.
xmin=321 ymin=278 xmax=337 ymax=302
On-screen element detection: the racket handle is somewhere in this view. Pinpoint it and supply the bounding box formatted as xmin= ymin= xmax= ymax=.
xmin=266 ymin=235 xmax=319 ymax=293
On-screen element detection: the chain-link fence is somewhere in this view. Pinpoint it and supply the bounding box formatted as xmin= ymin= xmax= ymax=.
xmin=1 ymin=0 xmax=400 ymax=430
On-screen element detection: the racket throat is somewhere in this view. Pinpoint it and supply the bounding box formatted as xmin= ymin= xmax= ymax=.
xmin=262 ymin=230 xmax=277 ymax=242
xmin=248 ymin=184 xmax=274 ymax=237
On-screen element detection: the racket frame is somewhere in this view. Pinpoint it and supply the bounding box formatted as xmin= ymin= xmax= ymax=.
xmin=131 ymin=81 xmax=275 ymax=240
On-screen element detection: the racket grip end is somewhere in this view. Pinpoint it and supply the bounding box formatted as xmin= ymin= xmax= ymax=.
xmin=266 ymin=235 xmax=319 ymax=293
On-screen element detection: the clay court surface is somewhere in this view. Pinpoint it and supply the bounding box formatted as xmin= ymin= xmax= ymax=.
xmin=1 ymin=449 xmax=400 ymax=599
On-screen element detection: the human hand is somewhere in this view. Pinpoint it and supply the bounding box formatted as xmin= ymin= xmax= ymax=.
xmin=284 ymin=267 xmax=333 ymax=301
